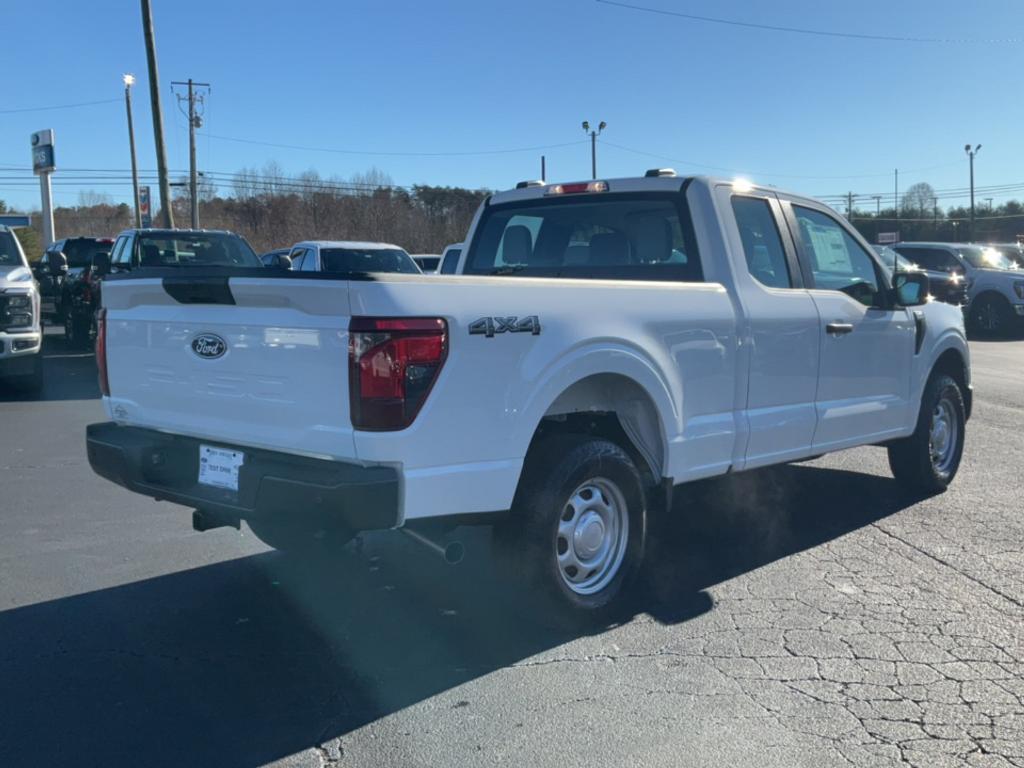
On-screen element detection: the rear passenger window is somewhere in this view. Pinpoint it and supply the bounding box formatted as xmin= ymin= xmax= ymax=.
xmin=465 ymin=194 xmax=702 ymax=282
xmin=731 ymin=197 xmax=792 ymax=288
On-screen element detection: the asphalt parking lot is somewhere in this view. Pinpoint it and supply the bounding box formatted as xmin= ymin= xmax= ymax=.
xmin=1 ymin=330 xmax=1022 ymax=768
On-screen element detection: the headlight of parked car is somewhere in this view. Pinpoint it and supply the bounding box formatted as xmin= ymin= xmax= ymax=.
xmin=2 ymin=293 xmax=33 ymax=328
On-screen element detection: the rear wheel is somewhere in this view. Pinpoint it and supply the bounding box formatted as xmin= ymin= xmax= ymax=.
xmin=495 ymin=434 xmax=647 ymax=627
xmin=968 ymin=294 xmax=1012 ymax=336
xmin=887 ymin=373 xmax=965 ymax=495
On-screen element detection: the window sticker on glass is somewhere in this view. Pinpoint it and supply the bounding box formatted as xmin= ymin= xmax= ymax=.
xmin=805 ymin=222 xmax=852 ymax=272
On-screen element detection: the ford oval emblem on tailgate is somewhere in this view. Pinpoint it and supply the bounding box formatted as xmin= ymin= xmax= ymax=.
xmin=191 ymin=333 xmax=227 ymax=359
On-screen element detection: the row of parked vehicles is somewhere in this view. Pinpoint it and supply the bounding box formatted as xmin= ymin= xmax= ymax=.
xmin=5 ymin=194 xmax=1024 ymax=399
xmin=258 ymin=241 xmax=464 ymax=275
xmin=27 ymin=235 xmax=466 ymax=355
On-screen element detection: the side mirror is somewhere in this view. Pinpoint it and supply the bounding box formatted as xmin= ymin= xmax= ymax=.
xmin=893 ymin=271 xmax=929 ymax=306
xmin=47 ymin=251 xmax=68 ymax=276
xmin=92 ymin=252 xmax=111 ymax=277
xmin=268 ymin=253 xmax=292 ymax=270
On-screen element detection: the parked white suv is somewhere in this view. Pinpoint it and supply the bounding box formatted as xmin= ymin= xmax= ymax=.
xmin=285 ymin=241 xmax=420 ymax=274
xmin=88 ymin=174 xmax=970 ymax=624
xmin=0 ymin=225 xmax=43 ymax=391
xmin=892 ymin=242 xmax=1024 ymax=335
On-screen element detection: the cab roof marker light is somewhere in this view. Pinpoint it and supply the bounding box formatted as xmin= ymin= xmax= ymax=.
xmin=644 ymin=168 xmax=677 ymax=178
xmin=515 ymin=180 xmax=545 ymax=189
xmin=547 ymin=180 xmax=608 ymax=195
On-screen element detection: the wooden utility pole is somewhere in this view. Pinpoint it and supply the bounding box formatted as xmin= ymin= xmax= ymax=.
xmin=173 ymin=79 xmax=210 ymax=228
xmin=141 ymin=0 xmax=174 ymax=228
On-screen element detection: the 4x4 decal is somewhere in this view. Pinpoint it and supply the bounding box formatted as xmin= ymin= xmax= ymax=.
xmin=468 ymin=315 xmax=541 ymax=338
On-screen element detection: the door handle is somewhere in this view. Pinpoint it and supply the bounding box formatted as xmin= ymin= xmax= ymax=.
xmin=826 ymin=321 xmax=854 ymax=335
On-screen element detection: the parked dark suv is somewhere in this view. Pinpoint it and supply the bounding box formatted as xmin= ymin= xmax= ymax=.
xmin=34 ymin=237 xmax=113 ymax=331
xmin=66 ymin=229 xmax=261 ymax=347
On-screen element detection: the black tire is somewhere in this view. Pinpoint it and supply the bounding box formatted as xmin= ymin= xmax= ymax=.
xmin=64 ymin=312 xmax=89 ymax=348
xmin=13 ymin=353 xmax=43 ymax=394
xmin=887 ymin=373 xmax=965 ymax=496
xmin=247 ymin=517 xmax=353 ymax=555
xmin=495 ymin=434 xmax=648 ymax=628
xmin=968 ymin=293 xmax=1012 ymax=337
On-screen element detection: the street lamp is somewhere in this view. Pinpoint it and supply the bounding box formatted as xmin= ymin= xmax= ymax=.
xmin=965 ymin=143 xmax=981 ymax=241
xmin=581 ymin=120 xmax=606 ymax=180
xmin=123 ymin=73 xmax=142 ymax=227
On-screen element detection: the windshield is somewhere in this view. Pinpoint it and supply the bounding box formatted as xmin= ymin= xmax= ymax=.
xmin=63 ymin=239 xmax=112 ymax=268
xmin=136 ymin=232 xmax=260 ymax=267
xmin=0 ymin=230 xmax=25 ymax=267
xmin=959 ymin=246 xmax=1019 ymax=270
xmin=320 ymin=247 xmax=419 ymax=274
xmin=463 ymin=193 xmax=702 ymax=281
xmin=873 ymin=245 xmax=919 ymax=273
xmin=989 ymin=245 xmax=1024 ymax=267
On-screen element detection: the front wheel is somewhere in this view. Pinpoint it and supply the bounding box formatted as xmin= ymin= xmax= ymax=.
xmin=495 ymin=434 xmax=647 ymax=627
xmin=64 ymin=312 xmax=91 ymax=348
xmin=13 ymin=353 xmax=43 ymax=394
xmin=968 ymin=294 xmax=1012 ymax=336
xmin=887 ymin=373 xmax=965 ymax=496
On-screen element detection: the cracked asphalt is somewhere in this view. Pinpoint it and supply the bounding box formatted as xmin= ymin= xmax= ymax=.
xmin=1 ymin=331 xmax=1022 ymax=768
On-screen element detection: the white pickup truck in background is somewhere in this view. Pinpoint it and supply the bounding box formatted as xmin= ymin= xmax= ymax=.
xmin=87 ymin=173 xmax=971 ymax=624
xmin=0 ymin=225 xmax=43 ymax=392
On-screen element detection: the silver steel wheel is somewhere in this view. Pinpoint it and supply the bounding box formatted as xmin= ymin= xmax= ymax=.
xmin=555 ymin=477 xmax=629 ymax=596
xmin=929 ymin=395 xmax=959 ymax=475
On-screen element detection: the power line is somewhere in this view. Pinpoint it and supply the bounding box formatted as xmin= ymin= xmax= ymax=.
xmin=595 ymin=0 xmax=1023 ymax=44
xmin=600 ymin=140 xmax=961 ymax=181
xmin=0 ymin=97 xmax=121 ymax=115
xmin=200 ymin=132 xmax=589 ymax=157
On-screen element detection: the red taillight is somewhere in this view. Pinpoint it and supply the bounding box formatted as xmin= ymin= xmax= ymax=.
xmin=349 ymin=317 xmax=447 ymax=430
xmin=96 ymin=308 xmax=110 ymax=397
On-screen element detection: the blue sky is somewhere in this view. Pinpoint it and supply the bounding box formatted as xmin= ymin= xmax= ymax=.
xmin=2 ymin=0 xmax=1023 ymax=212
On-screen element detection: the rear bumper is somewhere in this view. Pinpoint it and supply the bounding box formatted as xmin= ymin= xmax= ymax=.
xmin=86 ymin=422 xmax=400 ymax=532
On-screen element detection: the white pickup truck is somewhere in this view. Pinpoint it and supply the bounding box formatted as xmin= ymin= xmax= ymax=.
xmin=0 ymin=225 xmax=43 ymax=391
xmin=87 ymin=173 xmax=971 ymax=623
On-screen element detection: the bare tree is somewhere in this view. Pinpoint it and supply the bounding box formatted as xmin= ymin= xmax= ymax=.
xmin=902 ymin=182 xmax=937 ymax=216
xmin=78 ymin=190 xmax=114 ymax=207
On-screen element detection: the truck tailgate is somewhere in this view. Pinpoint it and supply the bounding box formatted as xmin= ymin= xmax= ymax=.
xmin=102 ymin=275 xmax=356 ymax=460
